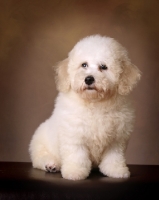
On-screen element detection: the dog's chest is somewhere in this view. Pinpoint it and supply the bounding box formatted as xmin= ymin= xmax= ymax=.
xmin=83 ymin=106 xmax=116 ymax=137
xmin=82 ymin=107 xmax=116 ymax=164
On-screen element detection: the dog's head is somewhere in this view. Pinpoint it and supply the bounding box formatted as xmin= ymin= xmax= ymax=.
xmin=55 ymin=35 xmax=141 ymax=101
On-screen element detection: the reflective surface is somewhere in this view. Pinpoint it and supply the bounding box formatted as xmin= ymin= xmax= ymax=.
xmin=0 ymin=162 xmax=159 ymax=200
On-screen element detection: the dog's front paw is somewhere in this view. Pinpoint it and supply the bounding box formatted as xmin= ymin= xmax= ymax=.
xmin=100 ymin=164 xmax=130 ymax=178
xmin=61 ymin=165 xmax=90 ymax=181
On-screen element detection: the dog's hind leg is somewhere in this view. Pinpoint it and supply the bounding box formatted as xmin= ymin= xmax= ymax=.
xmin=29 ymin=121 xmax=61 ymax=172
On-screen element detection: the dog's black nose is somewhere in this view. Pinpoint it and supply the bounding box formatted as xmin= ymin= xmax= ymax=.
xmin=85 ymin=76 xmax=95 ymax=85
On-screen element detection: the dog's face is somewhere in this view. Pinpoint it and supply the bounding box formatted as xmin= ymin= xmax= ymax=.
xmin=55 ymin=35 xmax=141 ymax=101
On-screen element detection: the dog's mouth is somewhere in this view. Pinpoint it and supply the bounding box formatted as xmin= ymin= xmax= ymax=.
xmin=87 ymin=87 xmax=94 ymax=90
xmin=85 ymin=86 xmax=96 ymax=91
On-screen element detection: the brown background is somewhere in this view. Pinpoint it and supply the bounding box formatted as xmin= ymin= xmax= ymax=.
xmin=0 ymin=0 xmax=159 ymax=164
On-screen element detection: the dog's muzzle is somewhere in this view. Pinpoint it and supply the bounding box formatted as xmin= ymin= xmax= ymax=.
xmin=85 ymin=76 xmax=95 ymax=85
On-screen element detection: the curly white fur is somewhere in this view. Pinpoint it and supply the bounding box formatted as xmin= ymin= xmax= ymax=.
xmin=29 ymin=35 xmax=141 ymax=180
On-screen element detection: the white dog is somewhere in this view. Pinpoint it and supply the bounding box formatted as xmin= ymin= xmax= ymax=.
xmin=29 ymin=35 xmax=141 ymax=180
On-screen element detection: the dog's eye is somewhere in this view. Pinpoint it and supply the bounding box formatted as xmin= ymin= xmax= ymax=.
xmin=99 ymin=64 xmax=108 ymax=70
xmin=81 ymin=63 xmax=88 ymax=68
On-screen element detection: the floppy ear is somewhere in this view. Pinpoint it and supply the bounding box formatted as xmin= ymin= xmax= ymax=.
xmin=54 ymin=58 xmax=70 ymax=93
xmin=118 ymin=60 xmax=141 ymax=95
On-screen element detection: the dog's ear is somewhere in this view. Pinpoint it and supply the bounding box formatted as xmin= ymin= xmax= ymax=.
xmin=54 ymin=58 xmax=70 ymax=93
xmin=118 ymin=60 xmax=141 ymax=95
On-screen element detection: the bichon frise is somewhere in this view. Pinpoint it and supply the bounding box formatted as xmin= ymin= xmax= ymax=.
xmin=29 ymin=35 xmax=141 ymax=180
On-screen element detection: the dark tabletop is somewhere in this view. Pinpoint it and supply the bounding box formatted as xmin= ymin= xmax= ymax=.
xmin=0 ymin=162 xmax=159 ymax=200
